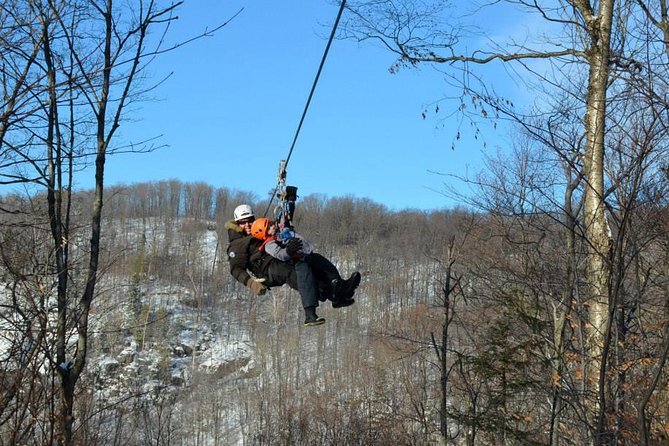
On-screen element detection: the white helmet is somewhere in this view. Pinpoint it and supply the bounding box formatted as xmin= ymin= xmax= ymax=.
xmin=233 ymin=204 xmax=255 ymax=222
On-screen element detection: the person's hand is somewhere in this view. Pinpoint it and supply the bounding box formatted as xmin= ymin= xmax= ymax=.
xmin=285 ymin=238 xmax=303 ymax=256
xmin=247 ymin=278 xmax=267 ymax=296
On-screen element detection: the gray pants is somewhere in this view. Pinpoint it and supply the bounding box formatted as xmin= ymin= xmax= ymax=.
xmin=264 ymin=260 xmax=319 ymax=309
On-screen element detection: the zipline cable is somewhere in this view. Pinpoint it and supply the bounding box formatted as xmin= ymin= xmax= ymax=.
xmin=263 ymin=0 xmax=346 ymax=218
xmin=283 ymin=0 xmax=346 ymax=169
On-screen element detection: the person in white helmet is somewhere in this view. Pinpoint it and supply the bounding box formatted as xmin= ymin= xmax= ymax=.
xmin=225 ymin=204 xmax=341 ymax=326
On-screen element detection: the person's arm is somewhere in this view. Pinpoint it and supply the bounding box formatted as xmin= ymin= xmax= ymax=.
xmin=228 ymin=245 xmax=267 ymax=295
xmin=227 ymin=238 xmax=252 ymax=286
xmin=229 ymin=255 xmax=252 ymax=285
xmin=226 ymin=224 xmax=267 ymax=295
xmin=266 ymin=235 xmax=313 ymax=260
xmin=294 ymin=233 xmax=315 ymax=254
xmin=265 ymin=240 xmax=292 ymax=262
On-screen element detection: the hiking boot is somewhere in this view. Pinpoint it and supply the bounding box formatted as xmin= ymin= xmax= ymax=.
xmin=303 ymin=307 xmax=326 ymax=327
xmin=333 ymin=272 xmax=361 ymax=301
xmin=304 ymin=315 xmax=326 ymax=326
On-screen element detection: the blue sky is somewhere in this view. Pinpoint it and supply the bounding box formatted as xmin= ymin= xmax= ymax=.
xmin=106 ymin=1 xmax=518 ymax=211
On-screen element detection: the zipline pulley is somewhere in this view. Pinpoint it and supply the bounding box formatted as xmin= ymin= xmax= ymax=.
xmin=273 ymin=160 xmax=298 ymax=240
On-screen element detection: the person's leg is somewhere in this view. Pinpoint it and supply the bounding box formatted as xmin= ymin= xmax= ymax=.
xmin=294 ymin=260 xmax=319 ymax=309
xmin=303 ymin=253 xmax=341 ymax=303
xmin=294 ymin=260 xmax=325 ymax=326
xmin=265 ymin=260 xmax=324 ymax=326
xmin=317 ymin=280 xmax=332 ymax=302
xmin=304 ymin=253 xmax=360 ymax=305
xmin=303 ymin=253 xmax=340 ymax=283
xmin=266 ymin=260 xmax=324 ymax=308
xmin=263 ymin=261 xmax=292 ymax=288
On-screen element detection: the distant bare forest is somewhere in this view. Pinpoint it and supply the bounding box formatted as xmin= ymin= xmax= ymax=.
xmin=3 ymin=179 xmax=669 ymax=445
xmin=6 ymin=0 xmax=669 ymax=443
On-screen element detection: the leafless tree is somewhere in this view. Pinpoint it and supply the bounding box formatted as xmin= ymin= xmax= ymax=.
xmin=339 ymin=1 xmax=669 ymax=443
xmin=0 ymin=1 xmax=237 ymax=444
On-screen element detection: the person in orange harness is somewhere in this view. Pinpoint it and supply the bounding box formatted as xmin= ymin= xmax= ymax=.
xmin=250 ymin=217 xmax=361 ymax=307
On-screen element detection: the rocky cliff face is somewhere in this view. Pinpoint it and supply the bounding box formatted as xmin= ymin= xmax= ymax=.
xmin=87 ymin=282 xmax=258 ymax=401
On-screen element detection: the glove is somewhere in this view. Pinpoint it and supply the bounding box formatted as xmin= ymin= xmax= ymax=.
xmin=247 ymin=278 xmax=267 ymax=296
xmin=285 ymin=238 xmax=303 ymax=256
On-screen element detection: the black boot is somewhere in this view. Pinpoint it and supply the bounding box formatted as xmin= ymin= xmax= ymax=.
xmin=333 ymin=272 xmax=361 ymax=301
xmin=303 ymin=306 xmax=325 ymax=327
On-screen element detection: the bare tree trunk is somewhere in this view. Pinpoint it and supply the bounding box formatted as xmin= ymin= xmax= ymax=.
xmin=439 ymin=279 xmax=450 ymax=441
xmin=639 ymin=246 xmax=669 ymax=445
xmin=575 ymin=1 xmax=615 ymax=442
xmin=550 ymin=171 xmax=581 ymax=446
xmin=638 ymin=321 xmax=669 ymax=446
xmin=433 ymin=237 xmax=458 ymax=443
xmin=47 ymin=0 xmax=164 ymax=442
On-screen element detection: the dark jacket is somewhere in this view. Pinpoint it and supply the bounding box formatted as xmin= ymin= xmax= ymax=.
xmin=225 ymin=220 xmax=275 ymax=286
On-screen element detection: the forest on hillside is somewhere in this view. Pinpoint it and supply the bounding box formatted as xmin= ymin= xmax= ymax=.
xmin=4 ymin=0 xmax=669 ymax=445
xmin=2 ymin=177 xmax=669 ymax=445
